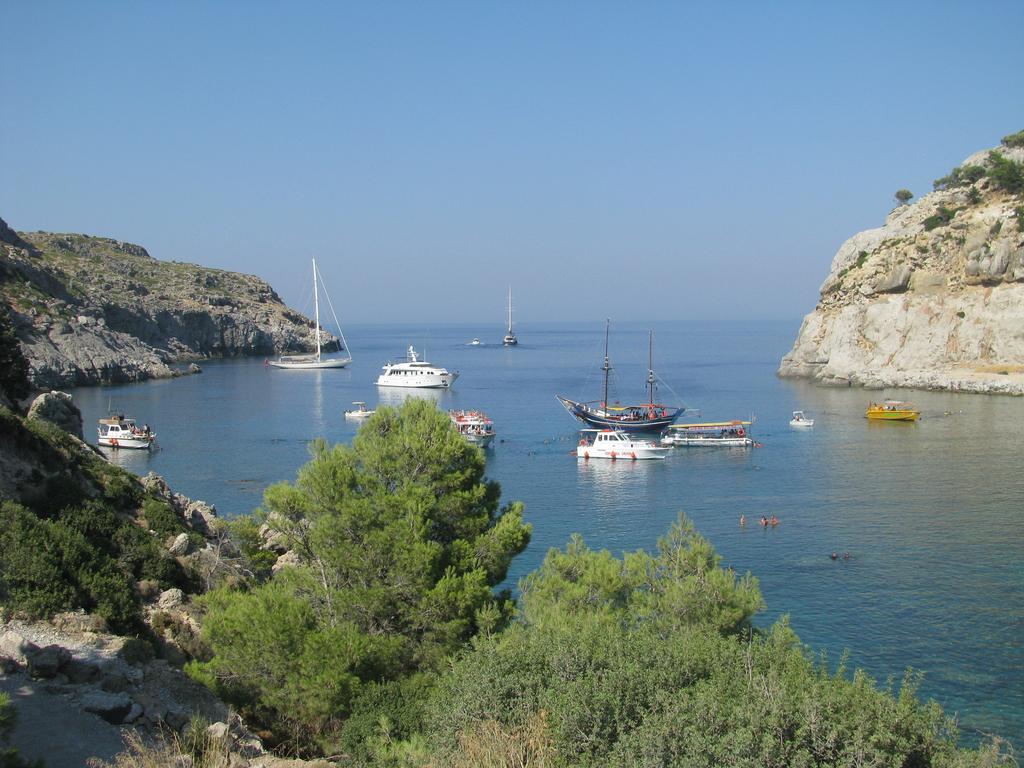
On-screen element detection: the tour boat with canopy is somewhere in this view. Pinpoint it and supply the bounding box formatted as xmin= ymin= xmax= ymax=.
xmin=97 ymin=415 xmax=156 ymax=450
xmin=268 ymin=259 xmax=352 ymax=369
xmin=789 ymin=410 xmax=814 ymax=428
xmin=450 ymin=409 xmax=496 ymax=447
xmin=575 ymin=429 xmax=670 ymax=460
xmin=557 ymin=322 xmax=683 ymax=432
xmin=661 ymin=420 xmax=755 ymax=447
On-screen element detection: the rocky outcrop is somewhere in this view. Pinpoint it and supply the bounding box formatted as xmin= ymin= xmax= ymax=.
xmin=26 ymin=390 xmax=84 ymax=439
xmin=0 ymin=219 xmax=337 ymax=388
xmin=779 ymin=139 xmax=1024 ymax=395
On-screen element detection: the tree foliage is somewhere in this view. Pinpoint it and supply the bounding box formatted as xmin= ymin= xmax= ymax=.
xmin=895 ymin=188 xmax=914 ymax=205
xmin=0 ymin=306 xmax=31 ymax=406
xmin=422 ymin=517 xmax=1008 ymax=767
xmin=1001 ymin=129 xmax=1024 ymax=148
xmin=191 ymin=399 xmax=531 ymax=752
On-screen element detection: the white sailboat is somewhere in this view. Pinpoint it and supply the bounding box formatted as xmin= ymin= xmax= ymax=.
xmin=268 ymin=259 xmax=352 ymax=369
xmin=503 ymin=286 xmax=518 ymax=346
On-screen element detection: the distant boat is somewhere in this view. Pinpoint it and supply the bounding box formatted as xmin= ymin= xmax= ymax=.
xmin=866 ymin=400 xmax=919 ymax=421
xmin=503 ymin=286 xmax=518 ymax=346
xmin=468 ymin=338 xmax=482 ymax=346
xmin=268 ymin=259 xmax=352 ymax=369
xmin=790 ymin=410 xmax=814 ymax=428
xmin=557 ymin=322 xmax=683 ymax=432
xmin=377 ymin=346 xmax=459 ymax=389
xmin=344 ymin=401 xmax=375 ymax=420
xmin=98 ymin=414 xmax=156 ymax=450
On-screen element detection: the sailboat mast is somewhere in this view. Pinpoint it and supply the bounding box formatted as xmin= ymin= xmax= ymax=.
xmin=647 ymin=330 xmax=655 ymax=407
xmin=602 ymin=319 xmax=611 ymax=409
xmin=312 ymin=259 xmax=321 ymax=362
xmin=507 ymin=286 xmax=513 ymax=333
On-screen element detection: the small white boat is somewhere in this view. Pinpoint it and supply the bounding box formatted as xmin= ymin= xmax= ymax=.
xmin=576 ymin=429 xmax=670 ymax=460
xmin=377 ymin=346 xmax=459 ymax=389
xmin=344 ymin=401 xmax=375 ymax=420
xmin=268 ymin=259 xmax=352 ymax=370
xmin=662 ymin=420 xmax=754 ymax=448
xmin=468 ymin=338 xmax=482 ymax=346
xmin=789 ymin=410 xmax=814 ymax=428
xmin=450 ymin=410 xmax=495 ymax=447
xmin=98 ymin=415 xmax=156 ymax=450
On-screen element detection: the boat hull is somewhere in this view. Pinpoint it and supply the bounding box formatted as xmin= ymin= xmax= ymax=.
xmin=866 ymin=410 xmax=919 ymax=421
xmin=576 ymin=444 xmax=669 ymax=460
xmin=98 ymin=435 xmax=154 ymax=450
xmin=268 ymin=357 xmax=352 ymax=369
xmin=557 ymin=396 xmax=681 ymax=432
xmin=789 ymin=420 xmax=814 ymax=428
xmin=377 ymin=372 xmax=458 ymax=388
xmin=662 ymin=435 xmax=753 ymax=448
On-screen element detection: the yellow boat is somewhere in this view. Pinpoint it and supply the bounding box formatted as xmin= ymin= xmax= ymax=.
xmin=866 ymin=400 xmax=920 ymax=421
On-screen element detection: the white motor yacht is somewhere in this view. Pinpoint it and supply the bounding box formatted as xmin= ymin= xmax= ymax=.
xmin=576 ymin=429 xmax=669 ymax=460
xmin=376 ymin=346 xmax=459 ymax=389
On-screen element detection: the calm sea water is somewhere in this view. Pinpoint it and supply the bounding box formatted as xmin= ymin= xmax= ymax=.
xmin=70 ymin=320 xmax=1024 ymax=748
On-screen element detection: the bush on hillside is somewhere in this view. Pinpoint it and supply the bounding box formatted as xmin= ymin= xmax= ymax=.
xmin=986 ymin=151 xmax=1024 ymax=194
xmin=1002 ymin=129 xmax=1024 ymax=148
xmin=190 ymin=399 xmax=531 ymax=753
xmin=421 ymin=516 xmax=1010 ymax=767
xmin=0 ymin=306 xmax=31 ymax=406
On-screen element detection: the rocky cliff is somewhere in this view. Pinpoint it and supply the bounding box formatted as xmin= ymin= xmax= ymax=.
xmin=0 ymin=220 xmax=337 ymax=388
xmin=779 ymin=136 xmax=1024 ymax=395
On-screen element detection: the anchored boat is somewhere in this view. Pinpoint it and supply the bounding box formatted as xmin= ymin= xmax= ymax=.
xmin=268 ymin=259 xmax=352 ymax=369
xmin=97 ymin=415 xmax=156 ymax=450
xmin=377 ymin=346 xmax=459 ymax=389
xmin=662 ymin=420 xmax=754 ymax=448
xmin=344 ymin=401 xmax=375 ymax=420
xmin=866 ymin=401 xmax=920 ymax=421
xmin=789 ymin=410 xmax=814 ymax=428
xmin=557 ymin=322 xmax=683 ymax=432
xmin=576 ymin=429 xmax=670 ymax=460
xmin=503 ymin=286 xmax=518 ymax=346
xmin=450 ymin=410 xmax=496 ymax=447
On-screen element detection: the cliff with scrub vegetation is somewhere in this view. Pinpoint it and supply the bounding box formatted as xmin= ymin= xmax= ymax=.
xmin=779 ymin=131 xmax=1024 ymax=395
xmin=0 ymin=218 xmax=334 ymax=389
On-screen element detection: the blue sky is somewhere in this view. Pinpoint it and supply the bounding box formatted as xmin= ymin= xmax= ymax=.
xmin=2 ymin=1 xmax=1022 ymax=325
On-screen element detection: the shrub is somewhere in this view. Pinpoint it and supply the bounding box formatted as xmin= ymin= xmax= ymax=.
xmin=933 ymin=164 xmax=985 ymax=191
xmin=1001 ymin=129 xmax=1024 ymax=148
xmin=986 ymin=151 xmax=1024 ymax=194
xmin=923 ymin=206 xmax=960 ymax=231
xmin=0 ymin=306 xmax=31 ymax=406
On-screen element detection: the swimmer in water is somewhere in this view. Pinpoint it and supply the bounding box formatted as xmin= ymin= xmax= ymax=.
xmin=830 ymin=552 xmax=838 ymax=560
xmin=769 ymin=515 xmax=779 ymax=526
xmin=740 ymin=515 xmax=746 ymax=526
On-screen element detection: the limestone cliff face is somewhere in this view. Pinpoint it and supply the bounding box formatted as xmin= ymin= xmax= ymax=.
xmin=0 ymin=222 xmax=337 ymax=388
xmin=779 ymin=142 xmax=1024 ymax=395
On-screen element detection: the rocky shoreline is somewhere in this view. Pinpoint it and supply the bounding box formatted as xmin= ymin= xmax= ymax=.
xmin=1 ymin=218 xmax=334 ymax=389
xmin=779 ymin=140 xmax=1024 ymax=396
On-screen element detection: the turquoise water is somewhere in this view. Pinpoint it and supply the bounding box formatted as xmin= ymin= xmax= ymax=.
xmin=70 ymin=320 xmax=1024 ymax=748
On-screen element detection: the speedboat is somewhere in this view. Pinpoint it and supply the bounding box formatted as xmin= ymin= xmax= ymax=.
xmin=468 ymin=338 xmax=482 ymax=346
xmin=866 ymin=400 xmax=919 ymax=421
xmin=662 ymin=421 xmax=754 ymax=448
xmin=450 ymin=410 xmax=495 ymax=447
xmin=558 ymin=323 xmax=683 ymax=432
xmin=97 ymin=415 xmax=156 ymax=450
xmin=576 ymin=429 xmax=670 ymax=460
xmin=377 ymin=346 xmax=459 ymax=389
xmin=344 ymin=401 xmax=375 ymax=420
xmin=789 ymin=410 xmax=814 ymax=428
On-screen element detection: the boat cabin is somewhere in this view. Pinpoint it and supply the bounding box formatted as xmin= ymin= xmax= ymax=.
xmin=578 ymin=429 xmax=630 ymax=447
